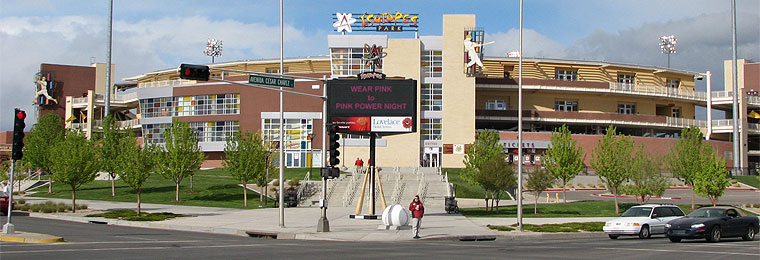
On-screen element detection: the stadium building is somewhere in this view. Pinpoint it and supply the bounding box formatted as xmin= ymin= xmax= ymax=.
xmin=32 ymin=14 xmax=758 ymax=174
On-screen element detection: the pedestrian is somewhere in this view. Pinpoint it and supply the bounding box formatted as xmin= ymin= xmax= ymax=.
xmin=1 ymin=180 xmax=9 ymax=196
xmin=409 ymin=195 xmax=424 ymax=239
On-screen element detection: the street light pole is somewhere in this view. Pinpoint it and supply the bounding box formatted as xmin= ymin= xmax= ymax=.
xmin=278 ymin=0 xmax=285 ymax=228
xmin=731 ymin=0 xmax=741 ymax=174
xmin=104 ymin=0 xmax=113 ymax=117
xmin=517 ymin=0 xmax=524 ymax=231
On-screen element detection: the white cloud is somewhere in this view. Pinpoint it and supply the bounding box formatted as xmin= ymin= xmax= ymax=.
xmin=484 ymin=29 xmax=567 ymax=58
xmin=0 ymin=15 xmax=326 ymax=130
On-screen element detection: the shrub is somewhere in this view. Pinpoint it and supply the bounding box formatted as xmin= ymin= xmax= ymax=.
xmin=754 ymin=203 xmax=760 ymax=208
xmin=730 ymin=180 xmax=738 ymax=184
xmin=567 ymin=184 xmax=575 ymax=188
xmin=17 ymin=199 xmax=26 ymax=205
xmin=576 ymin=184 xmax=585 ymax=188
xmin=487 ymin=225 xmax=515 ymax=232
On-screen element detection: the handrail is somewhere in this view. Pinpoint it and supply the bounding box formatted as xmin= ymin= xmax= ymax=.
xmin=295 ymin=171 xmax=310 ymax=203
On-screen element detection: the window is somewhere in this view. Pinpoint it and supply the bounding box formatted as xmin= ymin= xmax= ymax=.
xmin=555 ymin=69 xmax=578 ymax=81
xmin=265 ymin=68 xmax=289 ymax=74
xmin=666 ymin=79 xmax=680 ymax=89
xmin=555 ymin=100 xmax=578 ymax=112
xmin=421 ymin=118 xmax=442 ymax=141
xmin=330 ymin=47 xmax=381 ymax=76
xmin=617 ymin=74 xmax=635 ymax=90
xmin=667 ymin=207 xmax=685 ymax=216
xmin=421 ymin=84 xmax=443 ymax=111
xmin=421 ymin=50 xmax=442 ymax=78
xmin=142 ymin=123 xmax=172 ymax=144
xmin=261 ymin=118 xmax=313 ymax=150
xmin=190 ymin=121 xmax=239 ymax=142
xmin=672 ymin=108 xmax=681 ymax=118
xmin=653 ymin=207 xmax=669 ymax=217
xmin=139 ymin=93 xmax=240 ymax=118
xmin=618 ymin=103 xmax=636 ymax=114
xmin=486 ymin=100 xmax=507 ymax=110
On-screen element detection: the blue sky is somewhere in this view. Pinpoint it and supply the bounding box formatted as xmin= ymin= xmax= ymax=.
xmin=1 ymin=0 xmax=759 ymax=130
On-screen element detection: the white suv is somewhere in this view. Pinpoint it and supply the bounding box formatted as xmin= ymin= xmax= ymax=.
xmin=604 ymin=204 xmax=685 ymax=239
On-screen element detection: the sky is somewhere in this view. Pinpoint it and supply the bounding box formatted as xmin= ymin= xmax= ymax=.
xmin=1 ymin=0 xmax=758 ymax=131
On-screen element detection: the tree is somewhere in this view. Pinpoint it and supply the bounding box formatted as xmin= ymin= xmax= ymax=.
xmin=154 ymin=122 xmax=204 ymax=201
xmin=476 ymin=155 xmax=516 ymax=213
xmin=23 ymin=113 xmax=64 ymax=193
xmin=591 ymin=125 xmax=634 ymax=214
xmin=97 ymin=115 xmax=128 ymax=197
xmin=543 ymin=125 xmax=584 ymax=203
xmin=665 ymin=126 xmax=706 ymax=209
xmin=49 ymin=130 xmax=100 ymax=213
xmin=693 ymin=147 xmax=730 ymax=206
xmin=525 ymin=168 xmax=555 ymax=214
xmin=463 ymin=130 xmax=505 ymax=209
xmin=224 ymin=131 xmax=268 ymax=207
xmin=117 ymin=133 xmax=156 ymax=215
xmin=262 ymin=140 xmax=279 ymax=204
xmin=623 ymin=148 xmax=669 ymax=204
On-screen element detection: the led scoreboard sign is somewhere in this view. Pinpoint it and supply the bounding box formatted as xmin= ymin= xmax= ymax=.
xmin=327 ymin=79 xmax=417 ymax=134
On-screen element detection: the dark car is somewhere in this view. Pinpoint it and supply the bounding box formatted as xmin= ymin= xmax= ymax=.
xmin=665 ymin=207 xmax=759 ymax=242
xmin=0 ymin=196 xmax=10 ymax=214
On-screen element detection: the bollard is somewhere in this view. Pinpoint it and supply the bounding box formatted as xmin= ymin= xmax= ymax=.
xmin=546 ymin=193 xmax=550 ymax=203
xmin=555 ymin=193 xmax=559 ymax=204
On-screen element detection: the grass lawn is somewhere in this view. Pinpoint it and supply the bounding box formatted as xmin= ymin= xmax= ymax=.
xmin=461 ymin=200 xmax=759 ymax=218
xmin=734 ymin=175 xmax=760 ymax=189
xmin=488 ymin=222 xmax=604 ymax=233
xmin=443 ymin=168 xmax=511 ymax=200
xmin=86 ymin=209 xmax=185 ymax=221
xmin=29 ymin=168 xmax=316 ymax=209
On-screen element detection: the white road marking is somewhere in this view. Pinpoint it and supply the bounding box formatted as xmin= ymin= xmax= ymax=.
xmin=0 ymin=244 xmax=269 ymax=254
xmin=595 ymin=246 xmax=759 ymax=256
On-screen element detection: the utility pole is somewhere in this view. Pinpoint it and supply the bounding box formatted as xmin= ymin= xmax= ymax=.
xmin=516 ymin=0 xmax=524 ymax=231
xmin=278 ymin=0 xmax=285 ymax=228
xmin=104 ymin=0 xmax=113 ymax=116
xmin=730 ymin=0 xmax=740 ymax=174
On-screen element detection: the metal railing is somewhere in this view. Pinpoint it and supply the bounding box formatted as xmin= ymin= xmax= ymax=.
xmin=712 ymin=119 xmax=733 ymax=128
xmin=295 ymin=171 xmax=311 ymax=204
xmin=610 ymin=82 xmax=707 ymax=100
xmin=665 ymin=117 xmax=708 ymax=128
xmin=68 ymin=119 xmax=140 ymax=130
xmin=609 ymin=83 xmax=707 ymax=101
xmin=138 ymin=79 xmax=192 ymax=88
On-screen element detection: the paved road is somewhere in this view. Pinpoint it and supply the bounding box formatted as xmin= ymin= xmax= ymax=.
xmin=555 ymin=189 xmax=760 ymax=206
xmin=1 ymin=216 xmax=758 ymax=260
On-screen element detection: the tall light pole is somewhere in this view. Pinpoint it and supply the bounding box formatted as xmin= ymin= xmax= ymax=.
xmin=204 ymin=38 xmax=223 ymax=64
xmin=104 ymin=0 xmax=113 ymax=116
xmin=659 ymin=35 xmax=677 ymax=68
xmin=517 ymin=0 xmax=524 ymax=231
xmin=278 ymin=0 xmax=285 ymax=228
xmin=731 ymin=0 xmax=740 ymax=174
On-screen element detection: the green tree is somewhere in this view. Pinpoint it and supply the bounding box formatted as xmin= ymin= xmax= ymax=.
xmin=665 ymin=126 xmax=706 ymax=209
xmin=693 ymin=147 xmax=730 ymax=206
xmin=463 ymin=130 xmax=505 ymax=209
xmin=23 ymin=113 xmax=64 ymax=193
xmin=116 ymin=133 xmax=156 ymax=215
xmin=476 ymin=155 xmax=516 ymax=212
xmin=591 ymin=125 xmax=634 ymax=214
xmin=49 ymin=130 xmax=100 ymax=212
xmin=97 ymin=115 xmax=128 ymax=197
xmin=154 ymin=122 xmax=204 ymax=201
xmin=224 ymin=131 xmax=268 ymax=207
xmin=543 ymin=125 xmax=584 ymax=203
xmin=525 ymin=168 xmax=555 ymax=214
xmin=623 ymin=148 xmax=669 ymax=204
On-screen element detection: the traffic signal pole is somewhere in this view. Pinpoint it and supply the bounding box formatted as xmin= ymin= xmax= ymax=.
xmin=3 ymin=160 xmax=16 ymax=234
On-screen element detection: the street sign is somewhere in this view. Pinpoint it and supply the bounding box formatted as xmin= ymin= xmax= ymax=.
xmin=249 ymin=75 xmax=294 ymax=88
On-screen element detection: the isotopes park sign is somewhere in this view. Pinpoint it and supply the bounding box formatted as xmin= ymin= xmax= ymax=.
xmin=327 ymin=79 xmax=417 ymax=134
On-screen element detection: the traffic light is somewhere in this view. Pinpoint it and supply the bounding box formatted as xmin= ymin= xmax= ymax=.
xmin=328 ymin=125 xmax=340 ymax=167
xmin=12 ymin=108 xmax=26 ymax=160
xmin=178 ymin=64 xmax=210 ymax=81
xmin=321 ymin=167 xmax=340 ymax=179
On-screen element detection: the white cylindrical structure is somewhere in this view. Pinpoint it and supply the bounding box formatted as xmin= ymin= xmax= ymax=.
xmin=381 ymin=204 xmax=410 ymax=227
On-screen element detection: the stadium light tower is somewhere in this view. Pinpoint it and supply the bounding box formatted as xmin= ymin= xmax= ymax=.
xmin=659 ymin=35 xmax=677 ymax=68
xmin=204 ymin=38 xmax=223 ymax=64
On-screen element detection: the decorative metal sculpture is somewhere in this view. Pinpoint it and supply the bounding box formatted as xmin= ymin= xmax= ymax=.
xmin=33 ymin=72 xmax=57 ymax=105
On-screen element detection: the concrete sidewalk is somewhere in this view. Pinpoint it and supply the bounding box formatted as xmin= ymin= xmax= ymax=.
xmin=18 ymin=196 xmax=607 ymax=242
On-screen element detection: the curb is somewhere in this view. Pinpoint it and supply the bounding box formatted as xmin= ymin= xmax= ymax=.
xmin=591 ymin=193 xmax=681 ymax=200
xmin=0 ymin=232 xmax=64 ymax=244
xmin=495 ymin=231 xmax=606 ymax=240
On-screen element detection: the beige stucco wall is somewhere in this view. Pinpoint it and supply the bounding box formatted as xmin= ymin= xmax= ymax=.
xmin=336 ymin=39 xmax=423 ymax=168
xmin=441 ymin=14 xmax=476 ymax=168
xmin=93 ymin=63 xmax=116 ymax=96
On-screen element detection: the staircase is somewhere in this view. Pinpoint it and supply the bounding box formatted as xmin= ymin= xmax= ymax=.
xmin=298 ymin=167 xmax=449 ymax=208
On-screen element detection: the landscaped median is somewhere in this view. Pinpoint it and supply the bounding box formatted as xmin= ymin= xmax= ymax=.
xmin=487 ymin=222 xmax=605 ymax=233
xmin=0 ymin=232 xmax=64 ymax=244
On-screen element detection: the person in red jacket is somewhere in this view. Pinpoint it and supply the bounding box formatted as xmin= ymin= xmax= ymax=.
xmin=409 ymin=195 xmax=425 ymax=239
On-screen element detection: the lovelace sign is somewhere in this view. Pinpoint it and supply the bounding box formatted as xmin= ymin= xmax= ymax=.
xmin=327 ymin=79 xmax=417 ymax=134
